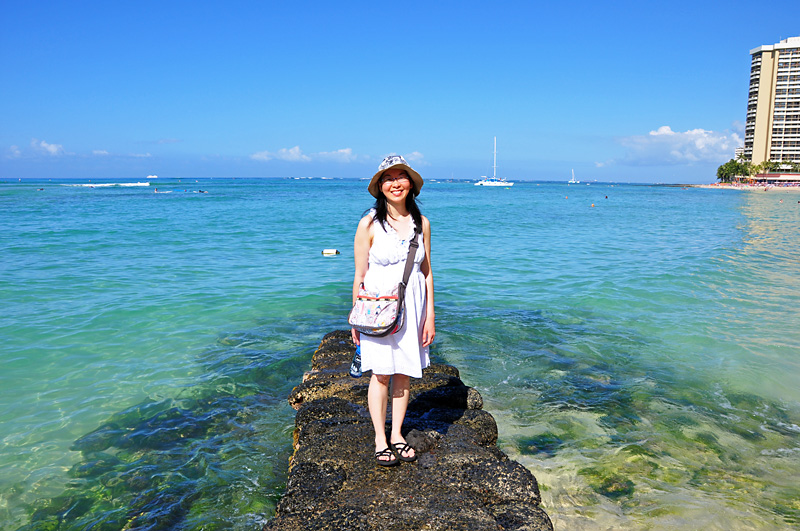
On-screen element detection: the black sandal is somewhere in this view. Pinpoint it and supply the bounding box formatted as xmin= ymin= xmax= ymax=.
xmin=391 ymin=442 xmax=417 ymax=462
xmin=375 ymin=447 xmax=399 ymax=466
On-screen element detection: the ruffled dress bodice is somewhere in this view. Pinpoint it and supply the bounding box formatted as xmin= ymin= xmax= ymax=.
xmin=359 ymin=212 xmax=430 ymax=378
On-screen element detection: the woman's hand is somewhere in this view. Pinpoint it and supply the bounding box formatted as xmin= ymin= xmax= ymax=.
xmin=421 ymin=316 xmax=435 ymax=347
xmin=351 ymin=327 xmax=360 ymax=346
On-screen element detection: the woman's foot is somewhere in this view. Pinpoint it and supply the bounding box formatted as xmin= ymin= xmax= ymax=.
xmin=375 ymin=447 xmax=399 ymax=466
xmin=390 ymin=440 xmax=416 ymax=462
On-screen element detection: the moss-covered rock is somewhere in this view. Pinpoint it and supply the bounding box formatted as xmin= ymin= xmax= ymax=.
xmin=266 ymin=330 xmax=553 ymax=531
xmin=578 ymin=467 xmax=635 ymax=499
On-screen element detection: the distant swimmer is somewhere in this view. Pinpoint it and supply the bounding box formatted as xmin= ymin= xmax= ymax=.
xmin=37 ymin=188 xmax=44 ymax=191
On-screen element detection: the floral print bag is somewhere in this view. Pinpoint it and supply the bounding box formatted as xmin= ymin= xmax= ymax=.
xmin=348 ymin=230 xmax=419 ymax=337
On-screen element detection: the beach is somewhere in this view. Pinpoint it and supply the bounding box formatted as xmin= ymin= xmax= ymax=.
xmin=1 ymin=178 xmax=799 ymax=530
xmin=692 ymin=182 xmax=800 ymax=192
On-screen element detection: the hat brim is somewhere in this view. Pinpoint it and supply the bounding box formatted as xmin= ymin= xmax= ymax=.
xmin=368 ymin=164 xmax=423 ymax=198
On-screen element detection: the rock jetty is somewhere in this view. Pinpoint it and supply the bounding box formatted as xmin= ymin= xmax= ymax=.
xmin=265 ymin=330 xmax=553 ymax=531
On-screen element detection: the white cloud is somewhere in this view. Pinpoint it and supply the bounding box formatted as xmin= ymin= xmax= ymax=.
xmin=93 ymin=150 xmax=109 ymax=156
xmin=250 ymin=146 xmax=310 ymax=162
xmin=274 ymin=146 xmax=309 ymax=161
xmin=317 ymin=148 xmax=357 ymax=163
xmin=615 ymin=126 xmax=742 ymax=166
xmin=249 ymin=146 xmax=425 ymax=166
xmin=31 ymin=138 xmax=65 ymax=156
xmin=251 ymin=150 xmax=272 ymax=161
xmin=251 ymin=146 xmax=357 ymax=163
xmin=158 ymin=138 xmax=181 ymax=144
xmin=9 ymin=145 xmax=21 ymax=158
xmin=130 ymin=152 xmax=152 ymax=158
xmin=649 ymin=125 xmax=676 ymax=136
xmin=403 ymin=151 xmax=426 ymax=165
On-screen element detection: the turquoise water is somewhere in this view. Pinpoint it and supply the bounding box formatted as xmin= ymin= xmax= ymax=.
xmin=1 ymin=178 xmax=799 ymax=529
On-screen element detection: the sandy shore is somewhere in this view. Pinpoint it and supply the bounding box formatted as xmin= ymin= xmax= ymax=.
xmin=691 ymin=183 xmax=800 ymax=192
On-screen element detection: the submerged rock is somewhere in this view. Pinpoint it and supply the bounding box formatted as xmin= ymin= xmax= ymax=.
xmin=265 ymin=330 xmax=553 ymax=531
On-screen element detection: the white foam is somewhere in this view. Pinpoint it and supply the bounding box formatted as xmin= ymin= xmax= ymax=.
xmin=65 ymin=182 xmax=151 ymax=187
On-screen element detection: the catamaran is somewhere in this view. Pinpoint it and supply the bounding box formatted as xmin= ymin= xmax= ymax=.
xmin=568 ymin=169 xmax=580 ymax=184
xmin=475 ymin=137 xmax=514 ymax=187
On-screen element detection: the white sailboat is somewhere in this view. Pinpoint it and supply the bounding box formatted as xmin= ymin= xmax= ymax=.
xmin=568 ymin=169 xmax=580 ymax=184
xmin=475 ymin=137 xmax=514 ymax=187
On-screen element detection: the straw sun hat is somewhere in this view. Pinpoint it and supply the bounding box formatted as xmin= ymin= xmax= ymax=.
xmin=368 ymin=155 xmax=424 ymax=198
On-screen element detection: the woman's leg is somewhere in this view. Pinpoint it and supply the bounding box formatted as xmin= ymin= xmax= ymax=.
xmin=389 ymin=374 xmax=415 ymax=459
xmin=368 ymin=374 xmax=392 ymax=460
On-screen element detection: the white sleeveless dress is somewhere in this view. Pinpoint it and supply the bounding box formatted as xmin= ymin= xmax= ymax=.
xmin=360 ymin=213 xmax=430 ymax=378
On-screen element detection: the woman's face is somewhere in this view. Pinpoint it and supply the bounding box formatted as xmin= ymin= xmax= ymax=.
xmin=380 ymin=168 xmax=412 ymax=202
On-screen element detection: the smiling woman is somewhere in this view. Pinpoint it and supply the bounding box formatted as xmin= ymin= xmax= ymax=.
xmin=351 ymin=155 xmax=435 ymax=468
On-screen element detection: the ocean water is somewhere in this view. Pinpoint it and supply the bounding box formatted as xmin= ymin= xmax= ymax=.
xmin=1 ymin=177 xmax=798 ymax=530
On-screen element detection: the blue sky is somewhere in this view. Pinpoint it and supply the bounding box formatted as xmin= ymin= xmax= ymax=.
xmin=2 ymin=1 xmax=799 ymax=183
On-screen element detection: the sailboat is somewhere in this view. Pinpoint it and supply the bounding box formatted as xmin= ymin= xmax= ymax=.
xmin=475 ymin=137 xmax=514 ymax=187
xmin=568 ymin=169 xmax=580 ymax=184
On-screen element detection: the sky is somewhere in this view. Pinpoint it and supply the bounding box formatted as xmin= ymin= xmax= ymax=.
xmin=2 ymin=1 xmax=799 ymax=183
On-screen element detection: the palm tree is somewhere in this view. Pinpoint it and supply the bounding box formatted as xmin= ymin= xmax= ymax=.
xmin=748 ymin=161 xmax=765 ymax=183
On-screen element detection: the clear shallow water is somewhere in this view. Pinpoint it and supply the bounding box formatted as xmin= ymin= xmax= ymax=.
xmin=1 ymin=178 xmax=798 ymax=529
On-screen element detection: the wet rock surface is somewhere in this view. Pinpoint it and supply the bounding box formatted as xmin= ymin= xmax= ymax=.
xmin=265 ymin=330 xmax=553 ymax=531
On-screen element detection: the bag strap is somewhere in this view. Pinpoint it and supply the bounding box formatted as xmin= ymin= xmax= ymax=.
xmin=400 ymin=227 xmax=421 ymax=287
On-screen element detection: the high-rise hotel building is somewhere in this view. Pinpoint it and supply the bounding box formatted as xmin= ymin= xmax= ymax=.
xmin=744 ymin=36 xmax=800 ymax=164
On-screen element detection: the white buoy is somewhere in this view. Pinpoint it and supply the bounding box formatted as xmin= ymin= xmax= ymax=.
xmin=321 ymin=249 xmax=340 ymax=256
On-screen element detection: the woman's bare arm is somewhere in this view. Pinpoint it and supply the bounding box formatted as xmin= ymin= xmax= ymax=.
xmin=351 ymin=214 xmax=373 ymax=344
xmin=420 ymin=216 xmax=435 ymax=347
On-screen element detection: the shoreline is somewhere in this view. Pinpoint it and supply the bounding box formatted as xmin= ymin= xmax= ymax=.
xmin=690 ymin=183 xmax=800 ymax=192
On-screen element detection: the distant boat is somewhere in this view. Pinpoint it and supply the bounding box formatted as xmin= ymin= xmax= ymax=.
xmin=568 ymin=169 xmax=580 ymax=184
xmin=475 ymin=137 xmax=514 ymax=187
xmin=146 ymin=175 xmax=158 ymax=179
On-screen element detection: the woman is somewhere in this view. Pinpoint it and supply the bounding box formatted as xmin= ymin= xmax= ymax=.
xmin=351 ymin=155 xmax=435 ymax=466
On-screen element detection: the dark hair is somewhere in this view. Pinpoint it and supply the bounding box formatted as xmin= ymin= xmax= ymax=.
xmin=367 ymin=180 xmax=423 ymax=233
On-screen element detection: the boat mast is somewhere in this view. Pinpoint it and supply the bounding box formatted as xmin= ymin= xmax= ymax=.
xmin=493 ymin=136 xmax=497 ymax=179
